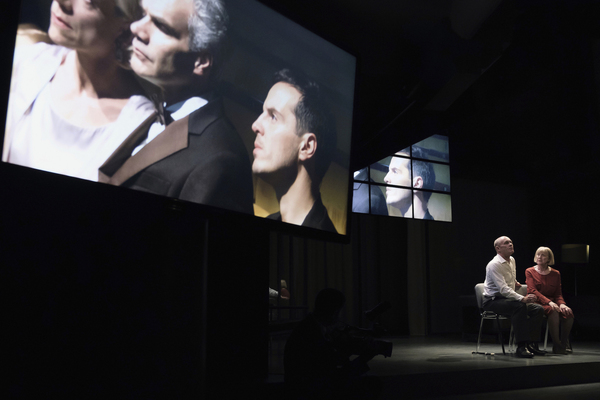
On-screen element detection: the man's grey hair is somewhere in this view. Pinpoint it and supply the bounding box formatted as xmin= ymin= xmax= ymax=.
xmin=189 ymin=0 xmax=228 ymax=56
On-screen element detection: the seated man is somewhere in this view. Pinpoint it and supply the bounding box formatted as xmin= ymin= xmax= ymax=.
xmin=482 ymin=236 xmax=545 ymax=358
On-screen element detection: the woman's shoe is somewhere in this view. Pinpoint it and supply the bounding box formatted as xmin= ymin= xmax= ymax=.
xmin=553 ymin=343 xmax=567 ymax=355
xmin=565 ymin=340 xmax=573 ymax=354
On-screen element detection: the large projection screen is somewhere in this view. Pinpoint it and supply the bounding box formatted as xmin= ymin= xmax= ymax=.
xmin=2 ymin=0 xmax=356 ymax=240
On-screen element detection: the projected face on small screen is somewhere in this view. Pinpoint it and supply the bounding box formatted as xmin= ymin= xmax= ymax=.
xmin=352 ymin=135 xmax=451 ymax=222
xmin=384 ymin=156 xmax=411 ymax=209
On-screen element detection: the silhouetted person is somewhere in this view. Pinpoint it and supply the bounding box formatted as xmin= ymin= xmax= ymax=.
xmin=284 ymin=288 xmax=381 ymax=400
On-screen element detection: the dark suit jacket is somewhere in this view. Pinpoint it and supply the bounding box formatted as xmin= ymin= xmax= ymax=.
xmin=99 ymin=99 xmax=254 ymax=214
xmin=352 ymin=169 xmax=388 ymax=216
xmin=267 ymin=196 xmax=337 ymax=233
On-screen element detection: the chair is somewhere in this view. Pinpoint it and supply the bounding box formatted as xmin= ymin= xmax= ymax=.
xmin=473 ymin=283 xmax=512 ymax=355
xmin=473 ymin=284 xmax=550 ymax=355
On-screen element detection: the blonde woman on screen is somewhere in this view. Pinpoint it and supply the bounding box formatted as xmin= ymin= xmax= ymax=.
xmin=3 ymin=0 xmax=155 ymax=181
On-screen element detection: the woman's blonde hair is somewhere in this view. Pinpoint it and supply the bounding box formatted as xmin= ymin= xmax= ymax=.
xmin=534 ymin=246 xmax=555 ymax=266
xmin=115 ymin=0 xmax=144 ymax=22
xmin=113 ymin=0 xmax=145 ymax=68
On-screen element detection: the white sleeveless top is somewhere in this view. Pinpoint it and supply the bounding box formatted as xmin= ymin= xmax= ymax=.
xmin=5 ymin=43 xmax=155 ymax=181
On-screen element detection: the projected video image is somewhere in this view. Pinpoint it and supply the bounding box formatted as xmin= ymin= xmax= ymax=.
xmin=352 ymin=135 xmax=451 ymax=222
xmin=2 ymin=0 xmax=356 ymax=237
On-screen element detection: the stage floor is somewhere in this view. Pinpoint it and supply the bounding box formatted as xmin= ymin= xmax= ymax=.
xmin=268 ymin=334 xmax=600 ymax=399
xmin=369 ymin=334 xmax=600 ymax=375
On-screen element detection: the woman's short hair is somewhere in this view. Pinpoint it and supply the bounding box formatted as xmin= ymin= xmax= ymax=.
xmin=115 ymin=0 xmax=145 ymax=22
xmin=535 ymin=246 xmax=555 ymax=266
xmin=113 ymin=0 xmax=146 ymax=69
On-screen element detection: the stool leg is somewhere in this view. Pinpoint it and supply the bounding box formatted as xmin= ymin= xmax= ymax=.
xmin=495 ymin=316 xmax=506 ymax=355
xmin=509 ymin=324 xmax=515 ymax=353
xmin=475 ymin=317 xmax=484 ymax=353
xmin=543 ymin=319 xmax=549 ymax=351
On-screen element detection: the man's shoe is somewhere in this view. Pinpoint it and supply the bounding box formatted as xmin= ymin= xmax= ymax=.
xmin=527 ymin=343 xmax=547 ymax=356
xmin=515 ymin=345 xmax=534 ymax=358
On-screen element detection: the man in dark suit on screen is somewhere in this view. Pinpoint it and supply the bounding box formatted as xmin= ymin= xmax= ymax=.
xmin=251 ymin=69 xmax=337 ymax=232
xmin=99 ymin=0 xmax=253 ymax=214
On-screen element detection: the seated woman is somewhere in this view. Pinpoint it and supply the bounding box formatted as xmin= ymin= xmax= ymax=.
xmin=525 ymin=246 xmax=574 ymax=354
xmin=3 ymin=0 xmax=155 ymax=181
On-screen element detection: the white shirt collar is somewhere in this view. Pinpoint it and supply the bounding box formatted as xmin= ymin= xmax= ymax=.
xmin=494 ymin=253 xmax=512 ymax=264
xmin=130 ymin=96 xmax=209 ymax=157
xmin=165 ymin=96 xmax=208 ymax=121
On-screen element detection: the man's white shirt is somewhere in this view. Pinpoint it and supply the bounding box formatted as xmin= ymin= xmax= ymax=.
xmin=131 ymin=96 xmax=208 ymax=156
xmin=483 ymin=254 xmax=524 ymax=301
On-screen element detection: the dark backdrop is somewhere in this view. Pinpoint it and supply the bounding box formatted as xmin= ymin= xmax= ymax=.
xmin=3 ymin=0 xmax=600 ymax=397
xmin=1 ymin=163 xmax=270 ymax=398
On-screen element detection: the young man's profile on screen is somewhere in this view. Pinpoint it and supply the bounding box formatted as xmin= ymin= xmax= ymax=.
xmin=384 ymin=149 xmax=436 ymax=220
xmin=252 ymin=69 xmax=337 ymax=232
xmin=383 ymin=154 xmax=412 ymax=217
